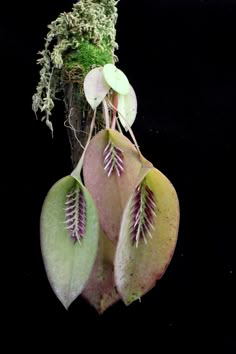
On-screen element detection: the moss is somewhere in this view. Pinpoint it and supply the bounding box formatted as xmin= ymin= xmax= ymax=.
xmin=64 ymin=41 xmax=113 ymax=75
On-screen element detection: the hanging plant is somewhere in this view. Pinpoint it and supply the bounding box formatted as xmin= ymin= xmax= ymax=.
xmin=33 ymin=0 xmax=180 ymax=313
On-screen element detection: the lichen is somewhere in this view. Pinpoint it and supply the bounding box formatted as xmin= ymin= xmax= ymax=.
xmin=32 ymin=0 xmax=119 ymax=133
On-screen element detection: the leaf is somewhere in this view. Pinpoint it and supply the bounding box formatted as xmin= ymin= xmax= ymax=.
xmin=114 ymin=168 xmax=180 ymax=305
xmin=40 ymin=176 xmax=99 ymax=309
xmin=84 ymin=67 xmax=110 ymax=109
xmin=82 ymin=230 xmax=120 ymax=314
xmin=117 ymin=84 xmax=137 ymax=130
xmin=83 ymin=129 xmax=145 ymax=243
xmin=103 ymin=64 xmax=130 ymax=95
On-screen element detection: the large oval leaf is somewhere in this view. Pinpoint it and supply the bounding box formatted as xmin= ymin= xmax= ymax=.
xmin=83 ymin=129 xmax=143 ymax=243
xmin=84 ymin=67 xmax=110 ymax=110
xmin=40 ymin=176 xmax=99 ymax=309
xmin=114 ymin=168 xmax=180 ymax=305
xmin=82 ymin=230 xmax=120 ymax=314
xmin=118 ymin=85 xmax=137 ymax=131
xmin=103 ymin=64 xmax=130 ymax=95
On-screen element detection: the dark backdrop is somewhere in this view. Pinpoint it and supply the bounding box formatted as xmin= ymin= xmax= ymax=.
xmin=1 ymin=0 xmax=235 ymax=350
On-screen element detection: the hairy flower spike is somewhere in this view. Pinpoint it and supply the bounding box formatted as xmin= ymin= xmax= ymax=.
xmin=103 ymin=140 xmax=124 ymax=177
xmin=65 ymin=186 xmax=86 ymax=243
xmin=130 ymin=183 xmax=157 ymax=247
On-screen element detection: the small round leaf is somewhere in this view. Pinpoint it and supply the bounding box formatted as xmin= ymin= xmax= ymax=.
xmin=84 ymin=67 xmax=110 ymax=109
xmin=103 ymin=64 xmax=130 ymax=95
xmin=118 ymin=84 xmax=137 ymax=130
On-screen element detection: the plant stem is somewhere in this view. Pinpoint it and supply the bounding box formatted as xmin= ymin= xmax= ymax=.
xmin=64 ymin=82 xmax=92 ymax=168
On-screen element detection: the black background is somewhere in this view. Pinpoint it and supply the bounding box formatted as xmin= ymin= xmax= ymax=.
xmin=1 ymin=0 xmax=235 ymax=350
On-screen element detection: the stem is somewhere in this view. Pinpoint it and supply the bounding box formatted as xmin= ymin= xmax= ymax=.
xmin=64 ymin=82 xmax=92 ymax=168
xmin=111 ymin=93 xmax=118 ymax=130
xmin=71 ymin=108 xmax=97 ymax=180
xmin=107 ymin=98 xmax=142 ymax=157
xmin=102 ymin=99 xmax=110 ymax=129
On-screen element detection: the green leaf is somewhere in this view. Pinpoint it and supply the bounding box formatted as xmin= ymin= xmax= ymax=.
xmin=117 ymin=84 xmax=137 ymax=130
xmin=82 ymin=230 xmax=120 ymax=314
xmin=40 ymin=176 xmax=99 ymax=309
xmin=103 ymin=64 xmax=130 ymax=95
xmin=114 ymin=168 xmax=180 ymax=305
xmin=84 ymin=67 xmax=110 ymax=110
xmin=83 ymin=129 xmax=143 ymax=243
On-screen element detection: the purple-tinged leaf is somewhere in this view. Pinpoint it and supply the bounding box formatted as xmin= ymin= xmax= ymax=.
xmin=83 ymin=129 xmax=147 ymax=243
xmin=82 ymin=230 xmax=120 ymax=314
xmin=115 ymin=168 xmax=180 ymax=305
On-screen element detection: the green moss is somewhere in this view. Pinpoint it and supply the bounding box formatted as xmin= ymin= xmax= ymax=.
xmin=64 ymin=41 xmax=113 ymax=75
